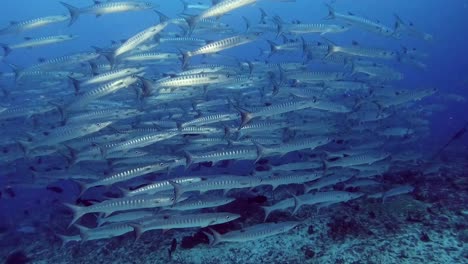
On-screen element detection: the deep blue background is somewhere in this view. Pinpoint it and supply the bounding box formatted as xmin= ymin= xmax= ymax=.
xmin=0 ymin=0 xmax=467 ymax=232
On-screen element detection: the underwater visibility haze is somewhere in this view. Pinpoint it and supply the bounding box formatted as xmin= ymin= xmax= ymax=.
xmin=0 ymin=0 xmax=467 ymax=263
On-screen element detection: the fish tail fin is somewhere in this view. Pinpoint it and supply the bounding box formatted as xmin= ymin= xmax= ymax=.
xmin=138 ymin=76 xmax=154 ymax=98
xmin=242 ymin=16 xmax=251 ymax=32
xmin=252 ymin=140 xmax=266 ymax=164
xmin=266 ymin=40 xmax=279 ymax=57
xmin=206 ymin=228 xmax=222 ymax=246
xmin=261 ymin=206 xmax=272 ymax=222
xmin=183 ymin=150 xmax=193 ymax=169
xmin=181 ymin=51 xmax=191 ymax=68
xmin=223 ymin=125 xmax=231 ymax=139
xmin=322 ymin=37 xmax=338 ymax=58
xmin=259 ymin=8 xmax=268 ymax=23
xmin=62 ymin=144 xmax=78 ymax=166
xmin=74 ymin=224 xmax=90 ymax=242
xmin=88 ymin=61 xmax=98 ymax=76
xmin=118 ymin=187 xmax=130 ymax=197
xmin=393 ymin=13 xmax=406 ymax=32
xmin=272 ymin=16 xmax=284 ymax=38
xmin=232 ymin=105 xmax=253 ymax=128
xmin=92 ymin=46 xmax=116 ymax=68
xmin=270 ymin=78 xmax=280 ymax=96
xmin=154 ymin=10 xmax=169 ymax=23
xmin=74 ymin=180 xmax=88 ymax=197
xmin=6 ymin=63 xmax=23 ymax=82
xmin=92 ymin=142 xmax=108 ymax=159
xmin=56 ymin=234 xmax=74 ymax=248
xmin=63 ymin=203 xmax=85 ymax=228
xmin=168 ymin=180 xmax=183 ymax=204
xmin=96 ymin=214 xmax=105 ymax=227
xmin=67 ymin=75 xmax=81 ymax=94
xmin=321 ymin=157 xmax=329 ymax=175
xmin=60 ymin=2 xmax=81 ymax=26
xmin=381 ymin=194 xmax=387 ymax=204
xmin=183 ymin=15 xmax=197 ymax=35
xmin=202 ymin=230 xmax=215 ymax=246
xmin=47 ymin=101 xmax=66 ymax=123
xmin=16 ymin=140 xmax=31 ymax=157
xmin=107 ymin=54 xmax=117 ymax=69
xmin=392 ymin=13 xmax=405 ymax=39
xmin=128 ymin=223 xmax=143 ymax=242
xmin=291 ymin=194 xmax=302 ymax=215
xmin=324 ymin=3 xmax=336 ymax=20
xmin=0 ymin=44 xmax=12 ymax=57
xmin=179 ymin=0 xmax=189 ymax=12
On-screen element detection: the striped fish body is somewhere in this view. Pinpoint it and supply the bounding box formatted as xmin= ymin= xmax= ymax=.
xmin=114 ymin=21 xmax=170 ymax=58
xmin=188 ymin=35 xmax=256 ymax=57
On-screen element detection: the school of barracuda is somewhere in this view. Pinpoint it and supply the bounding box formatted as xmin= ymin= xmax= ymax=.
xmin=0 ymin=0 xmax=435 ymax=246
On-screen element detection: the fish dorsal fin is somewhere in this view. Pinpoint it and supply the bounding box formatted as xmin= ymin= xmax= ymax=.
xmin=9 ymin=21 xmax=18 ymax=25
xmin=352 ymin=40 xmax=359 ymax=46
xmin=348 ymin=12 xmax=355 ymax=16
xmin=24 ymin=37 xmax=32 ymax=40
xmin=38 ymin=57 xmax=46 ymax=63
xmin=93 ymin=1 xmax=102 ymax=4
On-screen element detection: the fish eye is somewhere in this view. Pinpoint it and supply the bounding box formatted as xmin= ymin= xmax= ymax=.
xmin=225 ymin=215 xmax=230 ymax=219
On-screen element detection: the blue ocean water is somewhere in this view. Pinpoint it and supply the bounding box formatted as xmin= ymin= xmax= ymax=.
xmin=0 ymin=1 xmax=467 ymax=263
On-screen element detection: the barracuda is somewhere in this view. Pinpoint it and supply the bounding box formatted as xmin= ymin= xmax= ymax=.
xmin=181 ymin=113 xmax=239 ymax=127
xmin=325 ymin=4 xmax=397 ymax=38
xmin=262 ymin=173 xmax=323 ymax=190
xmin=64 ymin=194 xmax=183 ymax=227
xmin=155 ymin=73 xmax=232 ymax=88
xmin=113 ymin=18 xmax=171 ymax=59
xmin=237 ymin=100 xmax=318 ymax=127
xmin=292 ymin=191 xmax=364 ymax=214
xmin=1 ymin=35 xmax=77 ymax=57
xmin=131 ymin=213 xmax=240 ymax=238
xmin=70 ymin=67 xmax=146 ymax=92
xmin=205 ymin=221 xmax=299 ymax=245
xmin=165 ymin=196 xmax=235 ymax=211
xmin=66 ymin=76 xmax=138 ymax=111
xmin=60 ymin=1 xmax=155 ymax=25
xmin=20 ymin=121 xmax=113 ymax=151
xmin=0 ymin=15 xmax=70 ymax=35
xmin=103 ymin=131 xmax=180 ymax=156
xmin=77 ymin=162 xmax=169 ymax=195
xmin=274 ymin=16 xmax=349 ymax=36
xmin=183 ymin=35 xmax=257 ymax=66
xmin=256 ymin=136 xmax=333 ymax=158
xmin=170 ymin=175 xmax=262 ymax=202
xmin=121 ymin=52 xmax=180 ymax=63
xmin=74 ymin=223 xmax=135 ymax=242
xmin=324 ymin=40 xmax=398 ymax=60
xmin=324 ymin=152 xmax=391 ymax=170
xmin=121 ymin=176 xmax=203 ymax=197
xmin=183 ymin=146 xmax=261 ymax=168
